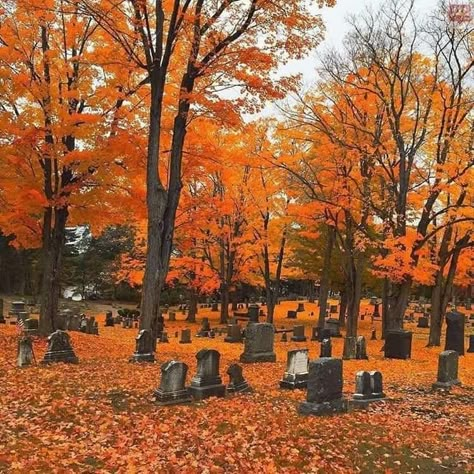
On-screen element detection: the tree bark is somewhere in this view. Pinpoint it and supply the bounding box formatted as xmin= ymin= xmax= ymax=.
xmin=318 ymin=225 xmax=335 ymax=328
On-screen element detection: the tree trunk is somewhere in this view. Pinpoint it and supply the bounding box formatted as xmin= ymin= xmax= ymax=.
xmin=220 ymin=284 xmax=229 ymax=324
xmin=381 ymin=278 xmax=389 ymax=339
xmin=318 ymin=225 xmax=335 ymax=328
xmin=386 ymin=280 xmax=411 ymax=330
xmin=187 ymin=289 xmax=197 ymax=323
xmin=338 ymin=289 xmax=347 ymax=326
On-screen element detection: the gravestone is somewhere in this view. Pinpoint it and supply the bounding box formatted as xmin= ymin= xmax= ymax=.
xmin=224 ymin=324 xmax=242 ymax=343
xmin=281 ymin=332 xmax=288 ymax=342
xmin=280 ymin=349 xmax=309 ymax=389
xmin=287 ymin=310 xmax=297 ymax=319
xmin=86 ymin=316 xmax=96 ymax=335
xmin=318 ymin=328 xmax=331 ymax=342
xmin=417 ymin=316 xmax=429 ymax=328
xmin=291 ymin=325 xmax=307 ymax=342
xmin=17 ymin=336 xmax=35 ymax=367
xmin=68 ymin=315 xmax=81 ymax=331
xmin=320 ymin=338 xmax=332 ymax=358
xmin=0 ymin=298 xmax=5 ymax=323
xmin=188 ymin=349 xmax=226 ymax=400
xmin=24 ymin=318 xmax=39 ymax=333
xmin=372 ymin=303 xmax=380 ymax=318
xmin=342 ymin=336 xmax=357 ymax=360
xmin=445 ymin=312 xmax=465 ymax=355
xmin=467 ymin=335 xmax=474 ymax=353
xmin=384 ymin=330 xmax=412 ymax=359
xmin=432 ymin=350 xmax=461 ymax=389
xmin=352 ymin=371 xmax=372 ymax=400
xmin=160 ymin=332 xmax=169 ymax=343
xmin=197 ymin=318 xmax=212 ymax=337
xmin=227 ymin=363 xmax=252 ymax=394
xmin=41 ymin=330 xmax=79 ymax=364
xmin=105 ymin=311 xmax=114 ymax=327
xmin=296 ymin=303 xmax=305 ymax=312
xmin=154 ymin=361 xmax=192 ymax=405
xmin=179 ymin=328 xmax=192 ymax=344
xmin=311 ymin=327 xmax=319 ymax=341
xmin=370 ymin=328 xmax=377 ymax=340
xmin=211 ymin=303 xmax=219 ymax=312
xmin=329 ymin=305 xmax=338 ymax=314
xmin=129 ymin=329 xmax=155 ymax=363
xmin=10 ymin=301 xmax=26 ymax=317
xmin=352 ymin=370 xmax=386 ymax=405
xmin=370 ymin=371 xmax=385 ymax=398
xmin=240 ymin=323 xmax=276 ymax=363
xmin=298 ymin=358 xmax=347 ymax=416
xmin=248 ymin=305 xmax=260 ymax=323
xmin=168 ymin=311 xmax=176 ymax=322
xmin=356 ymin=336 xmax=368 ymax=360
xmin=324 ymin=318 xmax=341 ymax=337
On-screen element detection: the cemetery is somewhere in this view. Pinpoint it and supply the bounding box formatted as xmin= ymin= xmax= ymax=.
xmin=0 ymin=0 xmax=473 ymax=471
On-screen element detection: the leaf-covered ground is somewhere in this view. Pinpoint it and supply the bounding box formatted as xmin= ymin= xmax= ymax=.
xmin=0 ymin=300 xmax=473 ymax=473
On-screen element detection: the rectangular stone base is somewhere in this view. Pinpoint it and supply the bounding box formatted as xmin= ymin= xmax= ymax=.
xmin=240 ymin=352 xmax=277 ymax=363
xmin=129 ymin=353 xmax=155 ymax=363
xmin=227 ymin=381 xmax=252 ymax=394
xmin=432 ymin=380 xmax=461 ymax=390
xmin=349 ymin=396 xmax=387 ymax=409
xmin=280 ymin=377 xmax=308 ymax=389
xmin=154 ymin=388 xmax=193 ymax=406
xmin=188 ymin=384 xmax=226 ymax=400
xmin=298 ymin=398 xmax=347 ymax=416
xmin=41 ymin=350 xmax=79 ymax=364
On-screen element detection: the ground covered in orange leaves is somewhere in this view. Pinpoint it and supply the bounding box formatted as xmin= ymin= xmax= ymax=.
xmin=0 ymin=300 xmax=473 ymax=473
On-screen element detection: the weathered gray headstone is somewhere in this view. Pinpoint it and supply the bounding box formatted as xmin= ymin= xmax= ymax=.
xmin=298 ymin=358 xmax=347 ymax=416
xmin=179 ymin=328 xmax=192 ymax=344
xmin=224 ymin=324 xmax=242 ymax=343
xmin=353 ymin=371 xmax=372 ymax=400
xmin=329 ymin=305 xmax=338 ymax=314
xmin=281 ymin=332 xmax=288 ymax=342
xmin=291 ymin=325 xmax=307 ymax=342
xmin=17 ymin=336 xmax=35 ymax=367
xmin=227 ymin=363 xmax=252 ymax=394
xmin=356 ymin=336 xmax=368 ymax=360
xmin=311 ymin=326 xmax=319 ymax=341
xmin=370 ymin=328 xmax=377 ymax=340
xmin=320 ymin=338 xmax=332 ymax=358
xmin=324 ymin=318 xmax=341 ymax=337
xmin=417 ymin=316 xmax=429 ymax=328
xmin=342 ymin=336 xmax=357 ymax=359
xmin=197 ymin=318 xmax=211 ymax=337
xmin=248 ymin=305 xmax=260 ymax=323
xmin=168 ymin=311 xmax=176 ymax=322
xmin=240 ymin=323 xmax=276 ymax=363
xmin=280 ymin=349 xmax=309 ymax=389
xmin=41 ymin=330 xmax=79 ymax=364
xmin=129 ymin=329 xmax=155 ymax=363
xmin=154 ymin=361 xmax=192 ymax=405
xmin=160 ymin=331 xmax=169 ymax=343
xmin=445 ymin=312 xmax=465 ymax=355
xmin=384 ymin=330 xmax=412 ymax=359
xmin=24 ymin=318 xmax=39 ymax=334
xmin=211 ymin=303 xmax=219 ymax=312
xmin=105 ymin=311 xmax=114 ymax=327
xmin=432 ymin=350 xmax=461 ymax=389
xmin=370 ymin=371 xmax=385 ymax=398
xmin=188 ymin=349 xmax=226 ymax=400
xmin=68 ymin=315 xmax=81 ymax=331
xmin=351 ymin=370 xmax=386 ymax=406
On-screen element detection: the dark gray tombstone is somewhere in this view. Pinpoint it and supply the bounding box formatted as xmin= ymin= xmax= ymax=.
xmin=240 ymin=323 xmax=276 ymax=363
xmin=129 ymin=329 xmax=155 ymax=363
xmin=105 ymin=311 xmax=114 ymax=327
xmin=168 ymin=311 xmax=176 ymax=322
xmin=69 ymin=315 xmax=81 ymax=332
xmin=188 ymin=349 xmax=226 ymax=400
xmin=311 ymin=326 xmax=319 ymax=341
xmin=320 ymin=338 xmax=332 ymax=358
xmin=417 ymin=316 xmax=429 ymax=328
xmin=17 ymin=336 xmax=35 ymax=367
xmin=296 ymin=303 xmax=305 ymax=312
xmin=154 ymin=361 xmax=192 ymax=405
xmin=318 ymin=328 xmax=331 ymax=342
xmin=445 ymin=312 xmax=465 ymax=355
xmin=370 ymin=371 xmax=385 ymax=398
xmin=287 ymin=310 xmax=297 ymax=319
xmin=10 ymin=301 xmax=26 ymax=316
xmin=298 ymin=358 xmax=347 ymax=416
xmin=24 ymin=318 xmax=39 ymax=334
xmin=227 ymin=363 xmax=252 ymax=394
xmin=370 ymin=328 xmax=377 ymax=340
xmin=211 ymin=303 xmax=219 ymax=312
xmin=372 ymin=303 xmax=380 ymax=318
xmin=179 ymin=328 xmax=192 ymax=344
xmin=356 ymin=336 xmax=368 ymax=360
xmin=352 ymin=370 xmax=386 ymax=406
xmin=384 ymin=330 xmax=412 ymax=359
xmin=324 ymin=318 xmax=341 ymax=337
xmin=41 ymin=330 xmax=79 ymax=364
xmin=281 ymin=332 xmax=288 ymax=342
xmin=197 ymin=318 xmax=211 ymax=337
xmin=329 ymin=305 xmax=338 ymax=314
xmin=352 ymin=371 xmax=372 ymax=400
xmin=280 ymin=349 xmax=309 ymax=389
xmin=248 ymin=305 xmax=259 ymax=323
xmin=467 ymin=335 xmax=474 ymax=353
xmin=224 ymin=324 xmax=242 ymax=343
xmin=432 ymin=350 xmax=461 ymax=389
xmin=160 ymin=331 xmax=169 ymax=343
xmin=291 ymin=325 xmax=307 ymax=342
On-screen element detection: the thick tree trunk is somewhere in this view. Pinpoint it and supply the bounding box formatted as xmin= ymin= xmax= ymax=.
xmin=39 ymin=206 xmax=68 ymax=336
xmin=386 ymin=280 xmax=411 ymax=330
xmin=338 ymin=289 xmax=347 ymax=326
xmin=318 ymin=225 xmax=335 ymax=328
xmin=187 ymin=289 xmax=198 ymax=323
xmin=381 ymin=278 xmax=389 ymax=339
xmin=220 ymin=284 xmax=229 ymax=324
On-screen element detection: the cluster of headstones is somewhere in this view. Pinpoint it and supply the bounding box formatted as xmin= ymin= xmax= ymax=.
xmin=154 ymin=350 xmax=252 ymax=405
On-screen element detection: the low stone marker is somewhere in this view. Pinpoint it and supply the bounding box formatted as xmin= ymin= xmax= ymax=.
xmin=197 ymin=318 xmax=212 ymax=337
xmin=445 ymin=312 xmax=465 ymax=355
xmin=351 ymin=370 xmax=386 ymax=406
xmin=154 ymin=361 xmax=192 ymax=405
xmin=280 ymin=349 xmax=309 ymax=389
xmin=224 ymin=324 xmax=242 ymax=343
xmin=24 ymin=318 xmax=39 ymax=335
xmin=311 ymin=326 xmax=319 ymax=341
xmin=129 ymin=329 xmax=155 ymax=363
xmin=105 ymin=311 xmax=114 ymax=327
xmin=370 ymin=328 xmax=377 ymax=340
xmin=298 ymin=358 xmax=347 ymax=416
xmin=384 ymin=330 xmax=412 ymax=359
xmin=188 ymin=349 xmax=226 ymax=400
xmin=248 ymin=305 xmax=260 ymax=323
xmin=41 ymin=330 xmax=79 ymax=364
xmin=291 ymin=325 xmax=307 ymax=342
xmin=324 ymin=318 xmax=341 ymax=337
xmin=160 ymin=332 xmax=169 ymax=343
xmin=296 ymin=303 xmax=305 ymax=312
xmin=320 ymin=338 xmax=332 ymax=358
xmin=17 ymin=336 xmax=35 ymax=367
xmin=287 ymin=310 xmax=297 ymax=319
xmin=240 ymin=323 xmax=276 ymax=363
xmin=168 ymin=311 xmax=176 ymax=322
xmin=356 ymin=336 xmax=368 ymax=360
xmin=281 ymin=332 xmax=288 ymax=342
xmin=329 ymin=305 xmax=338 ymax=314
xmin=211 ymin=303 xmax=219 ymax=312
xmin=417 ymin=316 xmax=429 ymax=328
xmin=227 ymin=364 xmax=252 ymax=394
xmin=432 ymin=350 xmax=461 ymax=390
xmin=179 ymin=328 xmax=192 ymax=344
